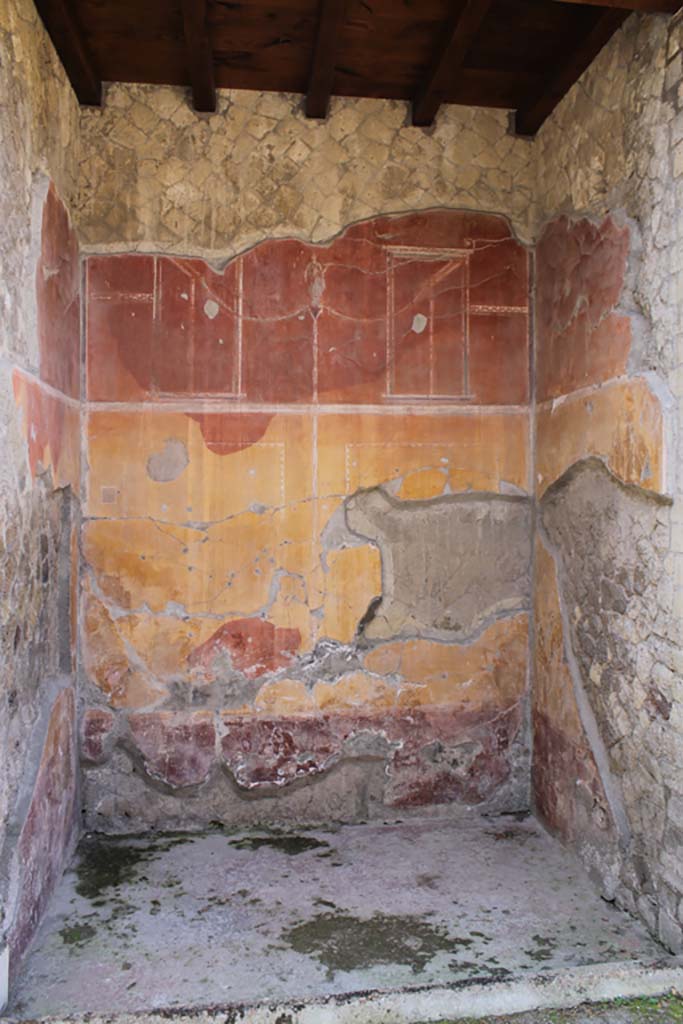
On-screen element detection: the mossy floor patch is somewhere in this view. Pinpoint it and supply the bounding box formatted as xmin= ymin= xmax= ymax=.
xmin=284 ymin=911 xmax=483 ymax=978
xmin=58 ymin=923 xmax=96 ymax=947
xmin=229 ymin=833 xmax=330 ymax=855
xmin=75 ymin=839 xmax=157 ymax=900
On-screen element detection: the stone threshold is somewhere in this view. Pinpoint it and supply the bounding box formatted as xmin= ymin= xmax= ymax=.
xmin=7 ymin=960 xmax=683 ymax=1024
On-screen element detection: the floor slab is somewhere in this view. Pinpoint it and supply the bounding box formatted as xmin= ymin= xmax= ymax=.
xmin=8 ymin=815 xmax=674 ymax=1019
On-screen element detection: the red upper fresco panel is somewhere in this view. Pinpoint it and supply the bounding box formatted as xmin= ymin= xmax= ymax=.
xmin=86 ymin=211 xmax=529 ymax=406
xmin=86 ymin=254 xmax=241 ymax=401
xmin=37 ymin=185 xmax=81 ymax=400
xmin=536 ymin=216 xmax=631 ymax=402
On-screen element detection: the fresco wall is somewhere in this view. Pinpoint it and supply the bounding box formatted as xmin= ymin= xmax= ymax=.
xmin=3 ymin=183 xmax=82 ymax=978
xmin=0 ymin=0 xmax=82 ymax=978
xmin=80 ymin=208 xmax=533 ymax=830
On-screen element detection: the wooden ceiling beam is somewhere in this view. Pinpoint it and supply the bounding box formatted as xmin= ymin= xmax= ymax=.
xmin=514 ymin=8 xmax=628 ymax=136
xmin=181 ymin=0 xmax=216 ymax=113
xmin=553 ymin=0 xmax=681 ymax=12
xmin=412 ymin=0 xmax=493 ymax=127
xmin=33 ymin=0 xmax=101 ymax=106
xmin=306 ymin=0 xmax=346 ymax=119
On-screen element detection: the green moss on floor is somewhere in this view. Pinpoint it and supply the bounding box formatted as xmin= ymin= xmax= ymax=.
xmin=228 ymin=833 xmax=330 ymax=855
xmin=282 ymin=910 xmax=457 ymax=977
xmin=438 ymin=993 xmax=683 ymax=1023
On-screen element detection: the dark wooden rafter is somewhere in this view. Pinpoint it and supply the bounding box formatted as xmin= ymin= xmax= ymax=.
xmin=33 ymin=0 xmax=681 ymax=120
xmin=412 ymin=0 xmax=494 ymax=127
xmin=514 ymin=8 xmax=629 ymax=136
xmin=33 ymin=0 xmax=101 ymax=106
xmin=306 ymin=0 xmax=346 ymax=119
xmin=181 ymin=0 xmax=216 ymax=113
xmin=554 ymin=0 xmax=681 ymax=12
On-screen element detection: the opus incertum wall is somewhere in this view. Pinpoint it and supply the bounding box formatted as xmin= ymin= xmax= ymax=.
xmin=79 ymin=209 xmax=533 ymax=831
xmin=533 ymin=213 xmax=672 ymax=935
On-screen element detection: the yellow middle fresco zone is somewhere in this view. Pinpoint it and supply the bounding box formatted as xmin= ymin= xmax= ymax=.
xmin=83 ymin=407 xmax=530 ymax=713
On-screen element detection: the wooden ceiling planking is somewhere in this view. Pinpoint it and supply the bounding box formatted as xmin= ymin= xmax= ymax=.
xmin=515 ymin=6 xmax=629 ymax=134
xmin=466 ymin=0 xmax=599 ymax=76
xmin=77 ymin=0 xmax=181 ymax=36
xmin=33 ymin=0 xmax=101 ymax=105
xmin=82 ymin=36 xmax=186 ymax=88
xmin=75 ymin=0 xmax=184 ymax=86
xmin=554 ymin=0 xmax=681 ymax=10
xmin=210 ymin=2 xmax=316 ymax=93
xmin=444 ymin=67 xmax=545 ymax=110
xmin=34 ymin=0 xmax=683 ymax=134
xmin=325 ymin=67 xmax=543 ymax=109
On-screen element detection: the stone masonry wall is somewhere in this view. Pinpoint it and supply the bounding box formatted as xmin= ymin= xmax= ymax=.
xmin=0 ymin=0 xmax=82 ymax=981
xmin=76 ymin=85 xmax=536 ymax=257
xmin=533 ymin=11 xmax=683 ymax=953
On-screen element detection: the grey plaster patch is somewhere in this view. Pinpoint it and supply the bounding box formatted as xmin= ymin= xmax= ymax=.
xmin=81 ymin=748 xmax=390 ymax=834
xmin=8 ymin=816 xmax=670 ymax=1018
xmin=346 ymin=488 xmax=531 ymax=642
xmin=146 ymin=440 xmax=189 ymax=483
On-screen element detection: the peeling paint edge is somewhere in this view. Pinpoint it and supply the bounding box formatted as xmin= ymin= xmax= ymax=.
xmin=76 ymin=200 xmax=536 ymax=267
xmin=8 ymin=958 xmax=683 ymax=1024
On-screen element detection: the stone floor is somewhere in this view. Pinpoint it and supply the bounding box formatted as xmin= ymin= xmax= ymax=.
xmin=8 ymin=815 xmax=674 ymax=1020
